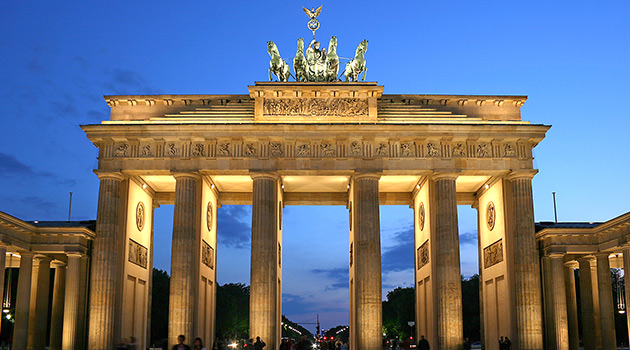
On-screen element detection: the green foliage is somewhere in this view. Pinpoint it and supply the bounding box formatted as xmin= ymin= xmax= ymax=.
xmin=216 ymin=283 xmax=250 ymax=340
xmin=461 ymin=275 xmax=480 ymax=341
xmin=150 ymin=268 xmax=170 ymax=346
xmin=282 ymin=315 xmax=314 ymax=340
xmin=382 ymin=287 xmax=415 ymax=339
xmin=324 ymin=325 xmax=349 ymax=343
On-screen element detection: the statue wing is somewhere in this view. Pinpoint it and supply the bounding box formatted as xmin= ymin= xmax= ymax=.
xmin=303 ymin=6 xmax=313 ymax=18
xmin=314 ymin=5 xmax=322 ymax=17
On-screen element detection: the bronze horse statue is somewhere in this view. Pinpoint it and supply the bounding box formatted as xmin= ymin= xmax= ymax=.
xmin=343 ymin=40 xmax=368 ymax=82
xmin=293 ymin=38 xmax=308 ymax=82
xmin=325 ymin=36 xmax=339 ymax=82
xmin=267 ymin=41 xmax=291 ymax=82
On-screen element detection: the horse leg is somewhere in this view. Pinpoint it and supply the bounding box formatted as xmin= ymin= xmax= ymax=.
xmin=269 ymin=68 xmax=273 ymax=81
xmin=362 ymin=67 xmax=367 ymax=81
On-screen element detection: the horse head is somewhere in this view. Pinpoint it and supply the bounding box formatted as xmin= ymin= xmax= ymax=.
xmin=267 ymin=41 xmax=279 ymax=57
xmin=328 ymin=36 xmax=338 ymax=53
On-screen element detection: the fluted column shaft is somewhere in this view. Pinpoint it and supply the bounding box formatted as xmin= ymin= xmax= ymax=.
xmin=32 ymin=257 xmax=52 ymax=350
xmin=578 ymin=258 xmax=597 ymax=350
xmin=432 ymin=174 xmax=463 ymax=350
xmin=250 ymin=173 xmax=280 ymax=349
xmin=352 ymin=174 xmax=382 ymax=350
xmin=169 ymin=173 xmax=201 ymax=345
xmin=0 ymin=246 xmax=6 ymax=336
xmin=596 ymin=254 xmax=616 ymax=349
xmin=623 ymin=248 xmax=630 ymax=348
xmin=14 ymin=252 xmax=35 ymax=350
xmin=88 ymin=174 xmax=125 ymax=349
xmin=63 ymin=254 xmax=83 ymax=350
xmin=564 ymin=264 xmax=580 ymax=350
xmin=507 ymin=173 xmax=543 ymax=349
xmin=49 ymin=262 xmax=66 ymax=350
xmin=549 ymin=256 xmax=569 ymax=350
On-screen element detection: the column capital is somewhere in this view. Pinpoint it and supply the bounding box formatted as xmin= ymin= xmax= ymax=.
xmin=548 ymin=253 xmax=565 ymax=260
xmin=250 ymin=172 xmax=279 ymax=181
xmin=351 ymin=172 xmax=381 ymax=181
xmin=564 ymin=260 xmax=579 ymax=268
xmin=595 ymin=252 xmax=611 ymax=259
xmin=577 ymin=255 xmax=595 ymax=263
xmin=172 ymin=171 xmax=200 ymax=180
xmin=94 ymin=170 xmax=125 ymax=181
xmin=506 ymin=169 xmax=538 ymax=180
xmin=431 ymin=172 xmax=459 ymax=181
xmin=65 ymin=252 xmax=85 ymax=259
xmin=35 ymin=255 xmax=53 ymax=263
xmin=17 ymin=251 xmax=35 ymax=259
xmin=51 ymin=260 xmax=66 ymax=268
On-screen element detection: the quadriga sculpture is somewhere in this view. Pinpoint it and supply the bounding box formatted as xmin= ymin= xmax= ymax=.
xmin=325 ymin=36 xmax=339 ymax=82
xmin=267 ymin=41 xmax=291 ymax=82
xmin=293 ymin=38 xmax=308 ymax=82
xmin=343 ymin=40 xmax=368 ymax=82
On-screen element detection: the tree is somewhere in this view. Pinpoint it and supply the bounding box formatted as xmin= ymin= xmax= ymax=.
xmin=216 ymin=283 xmax=250 ymax=340
xmin=461 ymin=275 xmax=480 ymax=341
xmin=150 ymin=268 xmax=170 ymax=347
xmin=382 ymin=287 xmax=415 ymax=339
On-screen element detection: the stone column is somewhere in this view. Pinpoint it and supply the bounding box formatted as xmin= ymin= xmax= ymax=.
xmin=578 ymin=257 xmax=597 ymax=350
xmin=14 ymin=251 xmax=35 ymax=350
xmin=31 ymin=256 xmax=52 ymax=350
xmin=623 ymin=248 xmax=630 ymax=348
xmin=169 ymin=173 xmax=202 ymax=345
xmin=549 ymin=255 xmax=569 ymax=350
xmin=0 ymin=245 xmax=6 ymax=335
xmin=88 ymin=173 xmax=125 ymax=350
xmin=432 ymin=173 xmax=462 ymax=350
xmin=49 ymin=261 xmax=66 ymax=350
xmin=351 ymin=173 xmax=382 ymax=350
xmin=596 ymin=254 xmax=616 ymax=349
xmin=506 ymin=172 xmax=543 ymax=349
xmin=250 ymin=173 xmax=281 ymax=350
xmin=564 ymin=263 xmax=580 ymax=350
xmin=63 ymin=254 xmax=84 ymax=350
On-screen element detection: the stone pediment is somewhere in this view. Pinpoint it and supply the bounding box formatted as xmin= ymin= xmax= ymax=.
xmin=249 ymin=82 xmax=382 ymax=122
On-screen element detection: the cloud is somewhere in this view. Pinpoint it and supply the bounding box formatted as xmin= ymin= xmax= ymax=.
xmin=20 ymin=196 xmax=58 ymax=215
xmin=0 ymin=152 xmax=76 ymax=186
xmin=217 ymin=206 xmax=251 ymax=249
xmin=381 ymin=227 xmax=414 ymax=273
xmin=459 ymin=231 xmax=477 ymax=245
xmin=102 ymin=68 xmax=162 ymax=95
xmin=311 ymin=267 xmax=348 ymax=290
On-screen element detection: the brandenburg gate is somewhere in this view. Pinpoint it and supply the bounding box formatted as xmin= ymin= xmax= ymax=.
xmin=82 ymin=80 xmax=549 ymax=350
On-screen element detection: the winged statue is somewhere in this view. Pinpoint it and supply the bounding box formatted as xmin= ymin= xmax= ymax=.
xmin=303 ymin=5 xmax=322 ymax=20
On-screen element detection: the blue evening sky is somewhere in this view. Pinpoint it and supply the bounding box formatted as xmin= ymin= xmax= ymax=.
xmin=1 ymin=1 xmax=629 ymax=330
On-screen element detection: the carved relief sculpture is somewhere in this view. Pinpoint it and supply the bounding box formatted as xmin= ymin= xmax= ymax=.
xmin=136 ymin=201 xmax=145 ymax=231
xmin=350 ymin=141 xmax=362 ymax=156
xmin=483 ymin=239 xmax=503 ymax=269
xmin=320 ymin=143 xmax=336 ymax=156
xmin=426 ymin=143 xmax=440 ymax=157
xmin=452 ymin=143 xmax=466 ymax=157
xmin=418 ymin=202 xmax=425 ymax=230
xmin=296 ymin=143 xmax=310 ymax=156
xmin=476 ymin=143 xmax=489 ymax=157
xmin=207 ymin=202 xmax=213 ymax=231
xmin=270 ymin=142 xmax=284 ymax=157
xmin=192 ymin=143 xmax=204 ymax=157
xmin=400 ymin=143 xmax=414 ymax=157
xmin=417 ymin=240 xmax=429 ymax=269
xmin=128 ymin=239 xmax=148 ymax=269
xmin=115 ymin=144 xmax=129 ymax=157
xmin=141 ymin=145 xmax=152 ymax=157
xmin=218 ymin=143 xmax=231 ymax=156
xmin=504 ymin=143 xmax=516 ymax=157
xmin=486 ymin=201 xmax=496 ymax=231
xmin=202 ymin=240 xmax=214 ymax=269
xmin=167 ymin=143 xmax=179 ymax=156
xmin=375 ymin=143 xmax=388 ymax=156
xmin=263 ymin=98 xmax=368 ymax=117
xmin=244 ymin=143 xmax=257 ymax=156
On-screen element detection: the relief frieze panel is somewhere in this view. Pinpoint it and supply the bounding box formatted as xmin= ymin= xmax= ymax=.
xmin=103 ymin=138 xmax=532 ymax=160
xmin=483 ymin=239 xmax=504 ymax=269
xmin=263 ymin=98 xmax=369 ymax=117
xmin=128 ymin=239 xmax=148 ymax=269
xmin=417 ymin=240 xmax=429 ymax=270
